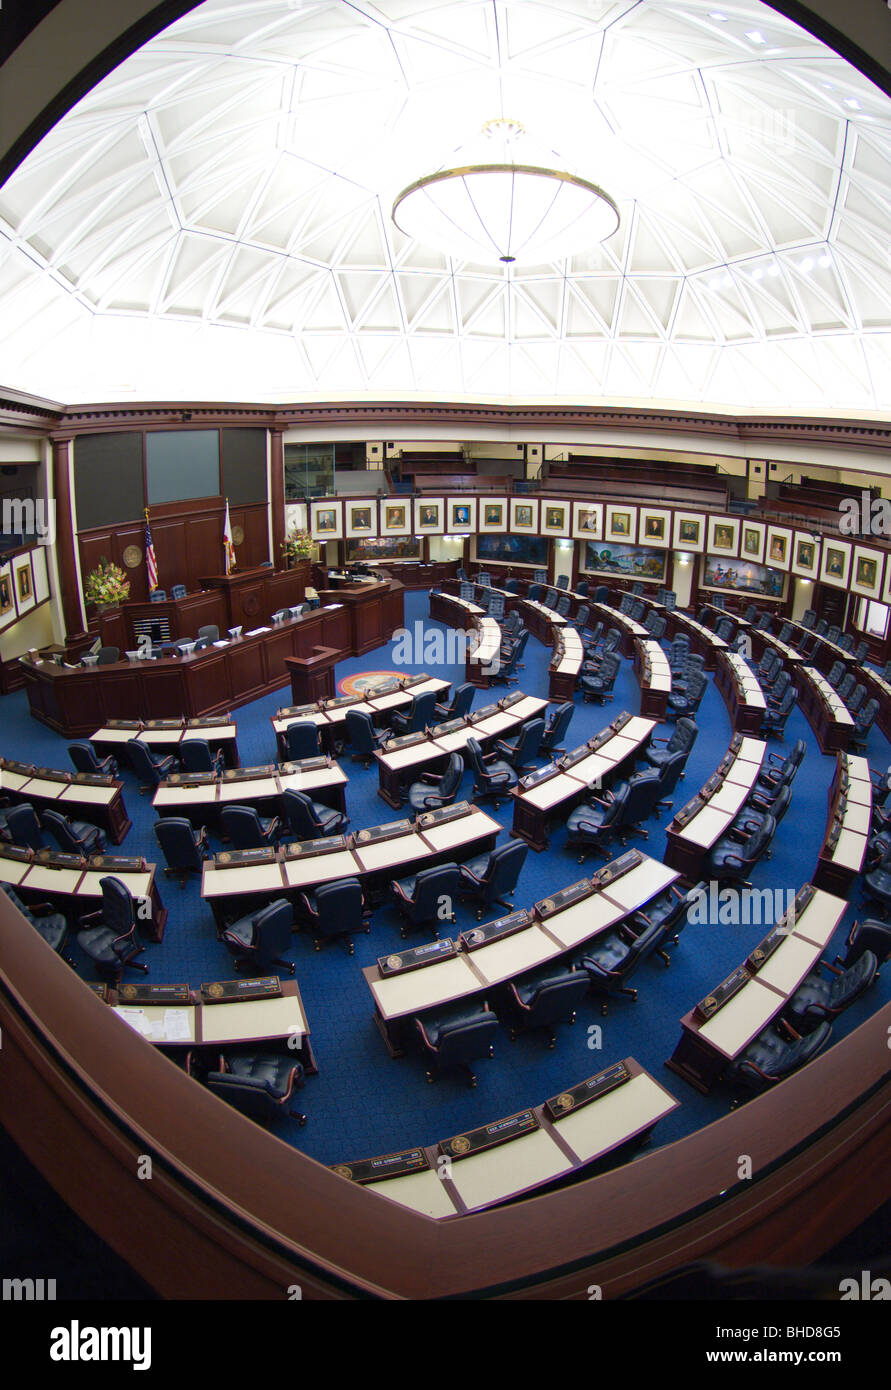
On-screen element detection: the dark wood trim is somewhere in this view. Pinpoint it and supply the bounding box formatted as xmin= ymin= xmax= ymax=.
xmin=269 ymin=429 xmax=285 ymax=562
xmin=51 ymin=436 xmax=87 ymax=638
xmin=1 ymin=878 xmax=889 ymax=1299
xmin=37 ymin=400 xmax=891 ymax=455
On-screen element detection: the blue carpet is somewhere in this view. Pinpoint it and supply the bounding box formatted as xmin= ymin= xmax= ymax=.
xmin=2 ymin=593 xmax=889 ymax=1168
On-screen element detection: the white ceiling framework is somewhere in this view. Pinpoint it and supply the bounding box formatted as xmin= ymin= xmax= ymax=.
xmin=0 ymin=0 xmax=889 ymax=409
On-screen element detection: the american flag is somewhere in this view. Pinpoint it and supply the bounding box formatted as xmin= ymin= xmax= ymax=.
xmin=145 ymin=511 xmax=159 ymax=592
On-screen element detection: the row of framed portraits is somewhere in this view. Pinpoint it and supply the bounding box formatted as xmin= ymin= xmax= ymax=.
xmin=305 ymin=495 xmax=891 ymax=604
xmin=0 ymin=546 xmax=49 ymax=631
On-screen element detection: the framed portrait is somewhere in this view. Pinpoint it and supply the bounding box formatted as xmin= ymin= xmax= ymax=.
xmin=707 ymin=516 xmax=739 ymax=556
xmin=510 ymin=498 xmax=539 ymax=532
xmin=413 ymin=498 xmax=444 ymax=534
xmin=791 ymin=531 xmax=820 ymax=580
xmin=572 ymin=501 xmax=603 ymax=541
xmin=606 ymin=505 xmax=637 ymax=543
xmin=765 ymin=525 xmax=792 ymax=571
xmin=541 ymin=501 xmax=570 ymax=537
xmin=13 ymin=554 xmax=34 ymax=614
xmin=447 ymin=497 xmax=476 ymax=533
xmin=851 ymin=545 xmax=884 ymax=600
xmin=740 ymin=521 xmax=765 ymax=564
xmin=640 ymin=508 xmax=671 ymax=550
xmin=672 ymin=512 xmax=705 ymax=553
xmin=310 ymin=500 xmax=342 ymax=541
xmin=478 ymin=498 xmax=507 ymax=534
xmin=820 ymin=539 xmax=851 ymax=589
xmin=381 ymin=501 xmax=411 ymax=536
xmin=346 ymin=501 xmax=377 ymax=539
xmin=0 ymin=565 xmax=12 ymax=623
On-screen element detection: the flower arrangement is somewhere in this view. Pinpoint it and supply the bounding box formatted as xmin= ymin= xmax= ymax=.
xmin=281 ymin=526 xmax=314 ymax=563
xmin=83 ymin=557 xmax=130 ymax=607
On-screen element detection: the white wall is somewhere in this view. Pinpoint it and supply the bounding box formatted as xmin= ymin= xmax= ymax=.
xmin=673 ymin=553 xmax=695 ymax=608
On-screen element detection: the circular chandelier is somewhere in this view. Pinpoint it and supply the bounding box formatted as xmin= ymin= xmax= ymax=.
xmin=391 ymin=118 xmax=620 ymax=266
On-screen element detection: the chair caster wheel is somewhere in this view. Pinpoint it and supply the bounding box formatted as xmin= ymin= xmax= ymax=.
xmin=548 ymin=1038 xmax=556 ymax=1049
xmin=426 ymin=1072 xmax=434 ymax=1084
xmin=348 ymin=943 xmax=355 ymax=955
xmin=470 ymin=1075 xmax=477 ymax=1087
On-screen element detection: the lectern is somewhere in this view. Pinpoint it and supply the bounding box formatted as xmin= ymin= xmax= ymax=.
xmin=285 ymin=647 xmax=340 ymax=704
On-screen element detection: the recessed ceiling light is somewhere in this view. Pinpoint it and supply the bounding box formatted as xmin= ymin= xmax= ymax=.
xmin=746 ymin=30 xmax=767 ymax=44
xmin=844 ymin=98 xmax=861 ymax=110
xmin=752 ymin=267 xmax=764 ymax=281
xmin=709 ymin=11 xmax=728 ymax=19
xmin=800 ymin=257 xmax=814 ymax=273
xmin=768 ymin=264 xmax=780 ymax=278
xmin=818 ymin=254 xmax=832 ymax=268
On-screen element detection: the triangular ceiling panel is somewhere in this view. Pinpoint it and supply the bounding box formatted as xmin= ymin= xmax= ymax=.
xmin=0 ymin=0 xmax=887 ymax=408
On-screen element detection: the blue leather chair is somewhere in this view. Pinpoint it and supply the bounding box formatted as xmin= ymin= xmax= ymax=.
xmin=3 ymin=884 xmax=71 ymax=960
xmin=434 ymin=683 xmax=474 ymax=722
xmin=540 ymin=702 xmax=574 ymax=758
xmin=407 ymin=753 xmax=463 ymax=815
xmin=852 ymin=698 xmax=879 ymax=752
xmin=704 ymin=813 xmax=776 ymax=885
xmin=754 ymin=740 xmax=805 ymax=798
xmin=68 ymin=741 xmax=117 ymax=778
xmin=96 ymin=646 xmax=119 ymax=664
xmin=206 ymin=1053 xmax=306 ymax=1125
xmin=458 ymin=841 xmax=528 ymax=919
xmin=42 ymin=808 xmax=106 ymax=857
xmin=76 ymin=876 xmax=148 ymax=984
xmin=862 ymin=847 xmax=891 ymax=917
xmin=128 ymin=737 xmax=180 ymax=792
xmin=345 ymin=709 xmax=390 ymax=767
xmin=391 ymin=689 xmax=437 ymax=735
xmin=580 ymin=650 xmax=620 ymax=703
xmin=465 ymin=737 xmax=517 ymax=807
xmin=502 ymin=965 xmax=588 ymax=1047
xmin=666 ymin=670 xmax=708 ymax=720
xmin=784 ymin=952 xmax=878 ymax=1033
xmin=576 ymin=917 xmax=666 ymax=1014
xmin=281 ymin=789 xmax=347 ymax=839
xmin=285 ymin=721 xmax=322 ymax=761
xmin=154 ymin=818 xmax=208 ymax=886
xmin=838 ymin=919 xmax=891 ymax=970
xmin=760 ymin=687 xmax=795 ymax=738
xmin=414 ymin=1002 xmax=499 ymax=1085
xmin=299 ymin=877 xmax=369 ymax=954
xmin=565 ymin=783 xmax=630 ymax=863
xmin=180 ymin=737 xmax=225 ymax=775
xmin=6 ymin=803 xmax=46 ymax=851
xmin=221 ymin=898 xmax=296 ymax=976
xmin=644 ymin=717 xmax=697 ymax=771
xmin=724 ymin=1020 xmax=832 ymax=1102
xmin=220 ymin=804 xmax=281 ymax=849
xmin=494 ymin=717 xmax=545 ymax=772
xmin=391 ymin=861 xmax=460 ymax=938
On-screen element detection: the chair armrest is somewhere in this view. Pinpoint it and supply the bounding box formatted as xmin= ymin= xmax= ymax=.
xmin=414 ymin=1017 xmax=436 ymax=1052
xmin=78 ymin=908 xmax=103 ymax=925
xmin=390 ymin=880 xmax=411 ymax=904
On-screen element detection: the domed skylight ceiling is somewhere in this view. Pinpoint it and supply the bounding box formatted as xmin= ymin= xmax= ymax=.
xmin=0 ymin=0 xmax=889 ymax=409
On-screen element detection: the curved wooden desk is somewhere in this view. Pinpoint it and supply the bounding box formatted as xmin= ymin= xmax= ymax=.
xmin=22 ymin=605 xmax=353 ymax=738
xmin=1 ymin=887 xmax=889 ymax=1299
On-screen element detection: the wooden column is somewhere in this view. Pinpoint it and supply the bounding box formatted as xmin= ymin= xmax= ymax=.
xmin=51 ymin=435 xmax=88 ymax=643
xmin=269 ymin=428 xmax=285 ymax=562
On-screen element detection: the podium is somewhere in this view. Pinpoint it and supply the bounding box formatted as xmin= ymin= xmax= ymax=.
xmin=284 ymin=647 xmax=340 ymax=704
xmin=199 ymin=566 xmax=306 ymax=629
